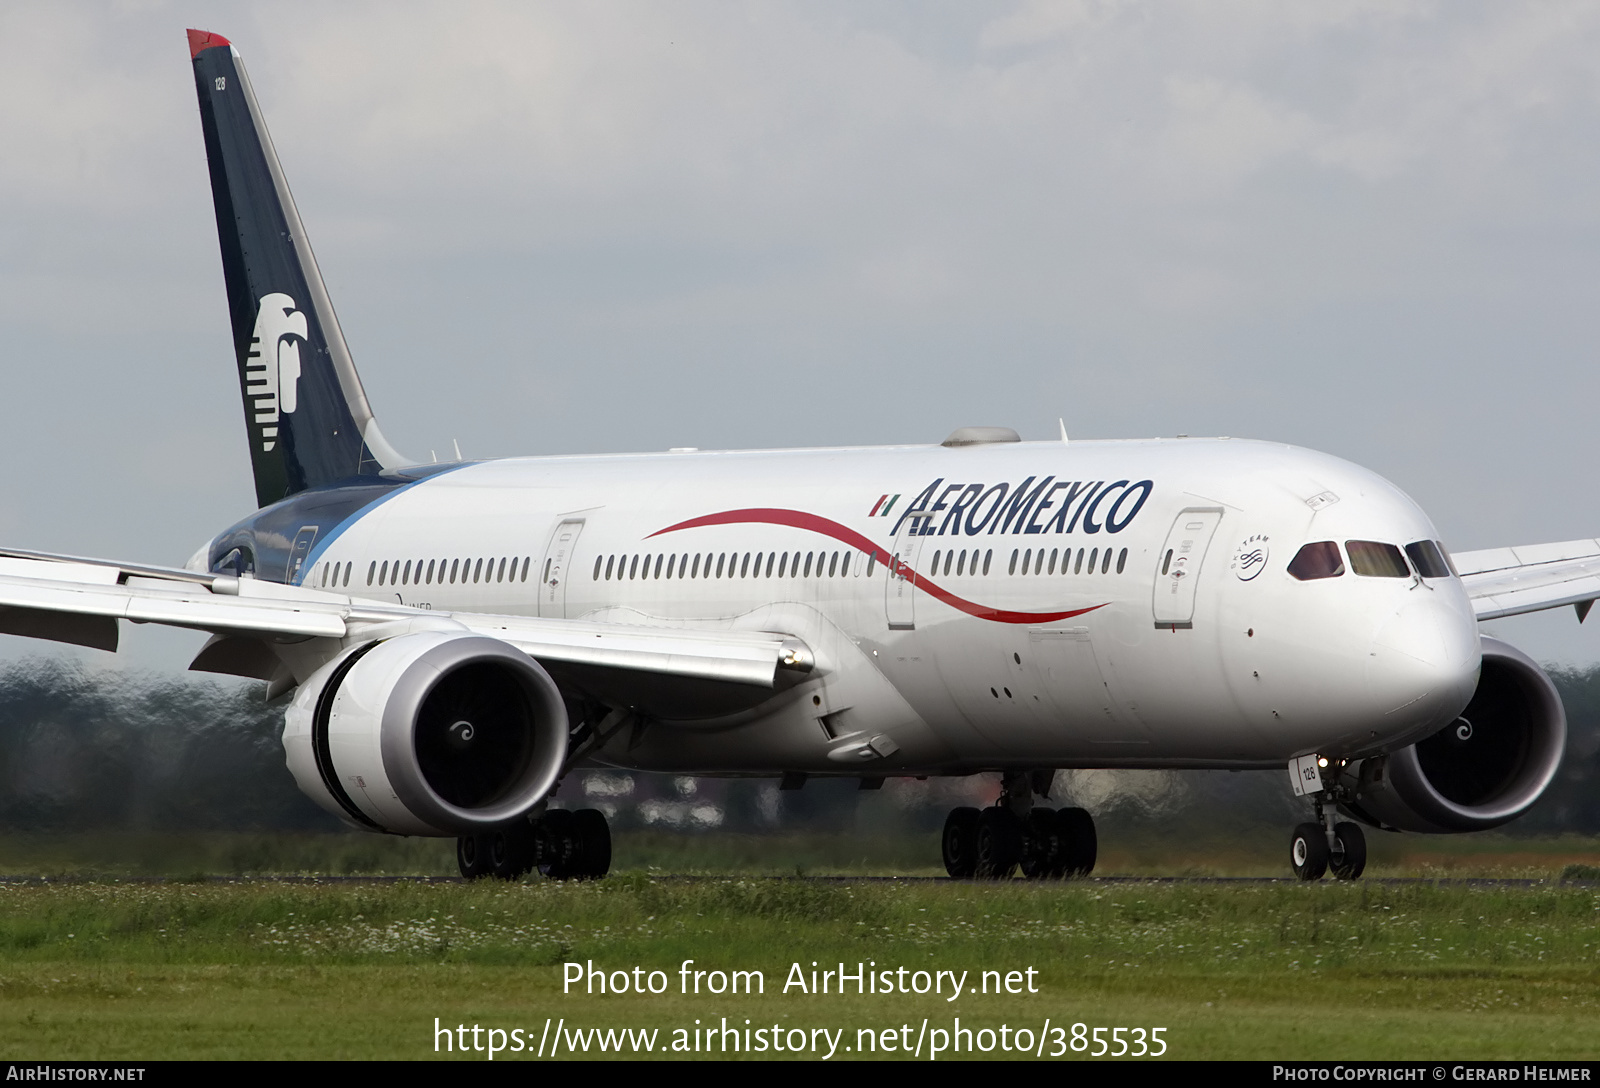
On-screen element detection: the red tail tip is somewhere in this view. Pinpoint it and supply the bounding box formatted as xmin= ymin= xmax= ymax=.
xmin=187 ymin=29 xmax=231 ymax=59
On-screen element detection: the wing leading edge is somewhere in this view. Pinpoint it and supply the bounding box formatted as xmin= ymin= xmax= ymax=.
xmin=1453 ymin=538 xmax=1600 ymax=622
xmin=0 ymin=553 xmax=809 ymax=693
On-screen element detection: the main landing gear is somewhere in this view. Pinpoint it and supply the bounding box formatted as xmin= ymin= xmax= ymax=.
xmin=1290 ymin=792 xmax=1366 ymax=882
xmin=942 ymin=771 xmax=1097 ymax=880
xmin=457 ymin=807 xmax=612 ymax=881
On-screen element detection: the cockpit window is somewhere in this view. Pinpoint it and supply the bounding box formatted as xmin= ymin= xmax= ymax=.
xmin=1347 ymin=540 xmax=1410 ymax=578
xmin=1287 ymin=541 xmax=1344 ymax=581
xmin=1405 ymin=540 xmax=1452 ymax=579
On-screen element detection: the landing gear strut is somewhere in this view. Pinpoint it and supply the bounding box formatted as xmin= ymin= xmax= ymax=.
xmin=942 ymin=771 xmax=1096 ymax=880
xmin=457 ymin=807 xmax=612 ymax=881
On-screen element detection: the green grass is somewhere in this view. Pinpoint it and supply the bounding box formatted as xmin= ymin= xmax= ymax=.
xmin=0 ymin=873 xmax=1596 ymax=1059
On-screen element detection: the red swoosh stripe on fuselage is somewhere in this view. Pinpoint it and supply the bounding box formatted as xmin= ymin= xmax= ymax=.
xmin=648 ymin=507 xmax=1107 ymax=626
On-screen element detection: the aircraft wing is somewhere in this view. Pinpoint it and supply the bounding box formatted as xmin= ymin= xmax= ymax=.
xmin=0 ymin=551 xmax=807 ymax=691
xmin=1452 ymin=539 xmax=1600 ymax=622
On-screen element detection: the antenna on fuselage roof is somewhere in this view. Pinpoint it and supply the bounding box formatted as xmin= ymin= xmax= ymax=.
xmin=452 ymin=438 xmax=463 ymax=461
xmin=1058 ymin=418 xmax=1069 ymax=445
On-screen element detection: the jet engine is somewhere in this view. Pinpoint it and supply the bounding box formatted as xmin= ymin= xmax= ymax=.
xmin=283 ymin=632 xmax=568 ymax=836
xmin=1343 ymin=636 xmax=1565 ymax=833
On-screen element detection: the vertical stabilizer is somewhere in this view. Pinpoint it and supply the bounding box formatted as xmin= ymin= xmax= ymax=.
xmin=189 ymin=30 xmax=407 ymax=507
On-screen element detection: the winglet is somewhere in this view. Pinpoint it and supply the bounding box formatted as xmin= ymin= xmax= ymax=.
xmin=187 ymin=29 xmax=230 ymax=59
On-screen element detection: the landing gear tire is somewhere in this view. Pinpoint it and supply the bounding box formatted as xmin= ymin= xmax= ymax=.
xmin=489 ymin=820 xmax=539 ymax=881
xmin=942 ymin=807 xmax=980 ymax=879
xmin=975 ymin=807 xmax=1023 ymax=880
xmin=538 ymin=809 xmax=580 ymax=880
xmin=573 ymin=808 xmax=612 ymax=880
xmin=1057 ymin=806 xmax=1097 ymax=877
xmin=1291 ymin=822 xmax=1329 ymax=881
xmin=1020 ymin=808 xmax=1061 ymax=879
xmin=456 ymin=833 xmax=491 ymax=880
xmin=1330 ymin=821 xmax=1367 ymax=881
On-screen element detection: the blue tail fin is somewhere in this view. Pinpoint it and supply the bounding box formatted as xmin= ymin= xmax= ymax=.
xmin=189 ymin=30 xmax=406 ymax=508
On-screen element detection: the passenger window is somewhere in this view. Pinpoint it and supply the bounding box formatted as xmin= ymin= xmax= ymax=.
xmin=605 ymin=555 xmax=615 ymax=580
xmin=1047 ymin=549 xmax=1057 ymax=575
xmin=1101 ymin=548 xmax=1112 ymax=574
xmin=1116 ymin=548 xmax=1127 ymax=574
xmin=1287 ymin=541 xmax=1344 ymax=580
xmin=1009 ymin=549 xmax=1019 ymax=575
xmin=450 ymin=558 xmax=460 ymax=583
xmin=426 ymin=559 xmax=436 ymax=584
xmin=367 ymin=561 xmax=376 ymax=586
xmin=1075 ymin=549 xmax=1085 ymax=574
xmin=630 ymin=555 xmax=640 ymax=580
xmin=379 ymin=561 xmax=389 ymax=585
xmin=593 ymin=556 xmax=602 ymax=580
xmin=983 ymin=549 xmax=993 ymax=575
xmin=865 ymin=553 xmax=875 ymax=577
xmin=804 ymin=553 xmax=814 ymax=577
xmin=1405 ymin=540 xmax=1452 ymax=579
xmin=1160 ymin=550 xmax=1171 ymax=576
xmin=1347 ymin=540 xmax=1409 ymax=578
xmin=474 ymin=558 xmax=483 ymax=583
xmin=1088 ymin=548 xmax=1098 ymax=574
xmin=522 ymin=557 xmax=531 ymax=581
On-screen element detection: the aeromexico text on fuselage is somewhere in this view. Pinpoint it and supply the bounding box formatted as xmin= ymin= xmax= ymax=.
xmin=881 ymin=476 xmax=1154 ymax=538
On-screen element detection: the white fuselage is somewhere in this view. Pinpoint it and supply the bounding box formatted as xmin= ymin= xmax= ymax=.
xmin=287 ymin=437 xmax=1482 ymax=776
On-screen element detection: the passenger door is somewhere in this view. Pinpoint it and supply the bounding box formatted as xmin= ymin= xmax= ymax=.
xmin=1152 ymin=508 xmax=1223 ymax=629
xmin=537 ymin=519 xmax=585 ymax=618
xmin=884 ymin=510 xmax=930 ymax=630
xmin=286 ymin=525 xmax=318 ymax=584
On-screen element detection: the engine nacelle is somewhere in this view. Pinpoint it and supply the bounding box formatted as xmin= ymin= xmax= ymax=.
xmin=1343 ymin=636 xmax=1565 ymax=833
xmin=284 ymin=632 xmax=567 ymax=836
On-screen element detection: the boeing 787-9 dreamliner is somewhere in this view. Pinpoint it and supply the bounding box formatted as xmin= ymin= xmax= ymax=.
xmin=0 ymin=31 xmax=1589 ymax=881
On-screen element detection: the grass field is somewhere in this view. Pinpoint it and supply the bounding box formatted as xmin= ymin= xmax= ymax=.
xmin=1 ymin=832 xmax=1597 ymax=1060
xmin=3 ymin=826 xmax=1599 ymax=879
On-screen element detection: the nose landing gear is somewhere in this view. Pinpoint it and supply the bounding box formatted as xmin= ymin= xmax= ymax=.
xmin=1288 ymin=759 xmax=1368 ymax=881
xmin=942 ymin=771 xmax=1097 ymax=880
xmin=457 ymin=806 xmax=612 ymax=881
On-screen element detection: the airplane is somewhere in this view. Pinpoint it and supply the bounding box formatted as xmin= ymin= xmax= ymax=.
xmin=0 ymin=28 xmax=1590 ymax=883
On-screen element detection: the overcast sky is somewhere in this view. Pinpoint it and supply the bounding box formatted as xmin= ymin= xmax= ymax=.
xmin=3 ymin=0 xmax=1600 ymax=673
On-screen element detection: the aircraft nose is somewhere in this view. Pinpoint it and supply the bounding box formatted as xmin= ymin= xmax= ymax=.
xmin=1365 ymin=593 xmax=1481 ymax=737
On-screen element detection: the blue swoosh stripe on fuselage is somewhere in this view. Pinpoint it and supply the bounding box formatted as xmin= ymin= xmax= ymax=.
xmin=207 ymin=462 xmax=475 ymax=584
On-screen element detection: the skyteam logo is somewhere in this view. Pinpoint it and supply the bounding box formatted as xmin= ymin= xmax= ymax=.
xmin=1231 ymin=534 xmax=1270 ymax=581
xmin=245 ymin=293 xmax=307 ymax=452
